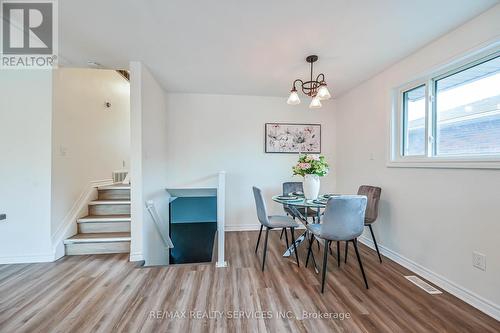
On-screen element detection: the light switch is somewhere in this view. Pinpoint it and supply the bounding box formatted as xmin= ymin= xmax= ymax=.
xmin=59 ymin=145 xmax=68 ymax=156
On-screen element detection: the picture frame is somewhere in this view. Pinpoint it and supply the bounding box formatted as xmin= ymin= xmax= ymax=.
xmin=265 ymin=123 xmax=321 ymax=154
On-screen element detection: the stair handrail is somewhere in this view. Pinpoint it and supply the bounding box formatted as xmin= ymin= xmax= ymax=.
xmin=145 ymin=200 xmax=174 ymax=249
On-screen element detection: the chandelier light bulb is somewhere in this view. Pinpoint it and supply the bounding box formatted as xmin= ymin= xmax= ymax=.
xmin=317 ymin=84 xmax=331 ymax=100
xmin=287 ymin=90 xmax=301 ymax=105
xmin=309 ymin=96 xmax=322 ymax=109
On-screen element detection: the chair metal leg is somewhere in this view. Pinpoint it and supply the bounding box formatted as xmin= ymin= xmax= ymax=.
xmin=368 ymin=224 xmax=382 ymax=263
xmin=328 ymin=241 xmax=333 ymax=255
xmin=290 ymin=227 xmax=299 ymax=267
xmin=344 ymin=241 xmax=349 ymax=264
xmin=283 ymin=228 xmax=289 ymax=249
xmin=353 ymin=239 xmax=369 ymax=289
xmin=261 ymin=227 xmax=270 ymax=271
xmin=337 ymin=241 xmax=340 ymax=267
xmin=321 ymin=239 xmax=329 ymax=293
xmin=280 ymin=228 xmax=284 ymax=240
xmin=255 ymin=225 xmax=263 ymax=253
xmin=305 ymin=233 xmax=314 ymax=268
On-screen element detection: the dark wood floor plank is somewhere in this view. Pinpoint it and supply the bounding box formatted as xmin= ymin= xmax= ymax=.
xmin=0 ymin=231 xmax=498 ymax=332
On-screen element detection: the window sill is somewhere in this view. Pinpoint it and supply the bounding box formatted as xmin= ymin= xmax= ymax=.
xmin=387 ymin=158 xmax=500 ymax=170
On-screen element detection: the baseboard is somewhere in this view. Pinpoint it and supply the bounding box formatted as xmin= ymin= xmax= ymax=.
xmin=0 ymin=253 xmax=55 ymax=264
xmin=129 ymin=252 xmax=144 ymax=262
xmin=358 ymin=235 xmax=500 ymax=321
xmin=225 ymin=224 xmax=261 ymax=231
xmin=225 ymin=224 xmax=307 ymax=232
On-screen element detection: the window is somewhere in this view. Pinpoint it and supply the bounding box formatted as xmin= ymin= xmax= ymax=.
xmin=435 ymin=56 xmax=500 ymax=156
xmin=392 ymin=47 xmax=500 ymax=168
xmin=402 ymin=85 xmax=426 ymax=156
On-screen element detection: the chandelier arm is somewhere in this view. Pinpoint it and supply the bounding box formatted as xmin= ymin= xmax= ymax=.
xmin=292 ymin=79 xmax=304 ymax=90
xmin=316 ymin=73 xmax=325 ymax=83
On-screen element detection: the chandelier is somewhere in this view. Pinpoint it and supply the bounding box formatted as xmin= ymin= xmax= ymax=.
xmin=287 ymin=55 xmax=331 ymax=108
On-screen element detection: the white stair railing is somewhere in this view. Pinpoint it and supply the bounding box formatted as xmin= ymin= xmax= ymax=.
xmin=146 ymin=200 xmax=174 ymax=249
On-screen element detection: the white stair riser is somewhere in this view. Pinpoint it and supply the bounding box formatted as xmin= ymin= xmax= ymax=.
xmin=78 ymin=222 xmax=130 ymax=233
xmin=98 ymin=189 xmax=130 ymax=200
xmin=65 ymin=241 xmax=130 ymax=255
xmin=89 ymin=204 xmax=130 ymax=216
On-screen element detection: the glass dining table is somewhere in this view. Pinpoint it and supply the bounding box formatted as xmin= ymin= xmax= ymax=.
xmin=272 ymin=194 xmax=335 ymax=273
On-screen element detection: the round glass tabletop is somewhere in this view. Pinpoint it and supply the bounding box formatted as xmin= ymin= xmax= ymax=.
xmin=272 ymin=195 xmax=332 ymax=208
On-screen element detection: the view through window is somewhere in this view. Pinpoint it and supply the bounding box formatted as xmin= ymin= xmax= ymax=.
xmin=399 ymin=52 xmax=500 ymax=160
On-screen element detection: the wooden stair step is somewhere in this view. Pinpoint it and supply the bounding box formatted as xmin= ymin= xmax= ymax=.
xmin=88 ymin=200 xmax=131 ymax=205
xmin=97 ymin=184 xmax=130 ymax=190
xmin=77 ymin=215 xmax=131 ymax=233
xmin=64 ymin=232 xmax=130 ymax=255
xmin=97 ymin=185 xmax=130 ymax=200
xmin=64 ymin=232 xmax=131 ymax=244
xmin=88 ymin=200 xmax=130 ymax=216
xmin=77 ymin=215 xmax=131 ymax=223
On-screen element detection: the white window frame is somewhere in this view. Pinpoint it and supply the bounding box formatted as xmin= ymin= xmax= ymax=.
xmin=389 ymin=41 xmax=500 ymax=169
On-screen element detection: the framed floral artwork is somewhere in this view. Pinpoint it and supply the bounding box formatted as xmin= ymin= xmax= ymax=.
xmin=265 ymin=123 xmax=321 ymax=153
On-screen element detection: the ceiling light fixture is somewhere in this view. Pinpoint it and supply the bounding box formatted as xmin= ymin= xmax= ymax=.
xmin=287 ymin=55 xmax=331 ymax=108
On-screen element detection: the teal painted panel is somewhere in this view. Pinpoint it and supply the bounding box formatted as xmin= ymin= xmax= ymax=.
xmin=170 ymin=196 xmax=217 ymax=223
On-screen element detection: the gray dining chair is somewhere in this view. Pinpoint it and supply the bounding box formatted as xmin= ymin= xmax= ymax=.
xmin=305 ymin=195 xmax=368 ymax=293
xmin=282 ymin=182 xmax=318 ymax=220
xmin=252 ymin=186 xmax=300 ymax=271
xmin=345 ymin=186 xmax=382 ymax=263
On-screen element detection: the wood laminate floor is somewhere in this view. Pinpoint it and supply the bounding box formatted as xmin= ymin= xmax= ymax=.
xmin=0 ymin=231 xmax=498 ymax=332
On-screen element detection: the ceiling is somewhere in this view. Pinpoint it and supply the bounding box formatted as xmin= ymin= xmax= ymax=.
xmin=59 ymin=0 xmax=499 ymax=98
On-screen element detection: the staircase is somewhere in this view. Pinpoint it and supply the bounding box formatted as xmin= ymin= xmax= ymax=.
xmin=64 ymin=184 xmax=131 ymax=255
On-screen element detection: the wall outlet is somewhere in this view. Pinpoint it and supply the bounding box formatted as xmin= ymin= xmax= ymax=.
xmin=472 ymin=251 xmax=486 ymax=271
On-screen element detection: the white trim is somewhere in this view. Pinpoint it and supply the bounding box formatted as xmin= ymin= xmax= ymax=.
xmin=216 ymin=171 xmax=226 ymax=268
xmin=51 ymin=184 xmax=98 ymax=260
xmin=225 ymin=224 xmax=261 ymax=232
xmin=225 ymin=224 xmax=306 ymax=232
xmin=215 ymin=261 xmax=228 ymax=268
xmin=78 ymin=216 xmax=131 ymax=223
xmin=129 ymin=60 xmax=144 ymax=265
xmin=129 ymin=252 xmax=144 ymax=262
xmin=386 ymin=159 xmax=500 ymax=169
xmin=358 ymin=236 xmax=500 ymax=321
xmin=0 ymin=253 xmax=55 ymax=264
xmin=63 ymin=235 xmax=131 ymax=244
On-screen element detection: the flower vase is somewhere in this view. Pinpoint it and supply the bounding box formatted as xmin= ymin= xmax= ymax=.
xmin=303 ymin=174 xmax=320 ymax=200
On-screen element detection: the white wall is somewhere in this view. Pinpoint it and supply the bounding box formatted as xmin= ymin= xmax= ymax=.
xmin=335 ymin=5 xmax=500 ymax=318
xmin=130 ymin=62 xmax=170 ymax=265
xmin=164 ymin=93 xmax=337 ymax=230
xmin=0 ymin=70 xmax=53 ymax=263
xmin=51 ymin=68 xmax=130 ymax=256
